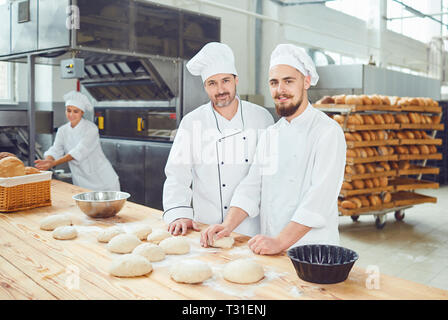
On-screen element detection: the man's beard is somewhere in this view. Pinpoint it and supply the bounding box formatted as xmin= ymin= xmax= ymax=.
xmin=275 ymin=95 xmax=302 ymax=117
xmin=214 ymin=91 xmax=236 ymax=108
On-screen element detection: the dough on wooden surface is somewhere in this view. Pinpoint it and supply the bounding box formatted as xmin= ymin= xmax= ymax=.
xmin=52 ymin=226 xmax=78 ymax=240
xmin=109 ymin=254 xmax=153 ymax=277
xmin=170 ymin=260 xmax=212 ymax=284
xmin=211 ymin=236 xmax=234 ymax=249
xmin=97 ymin=226 xmax=124 ymax=243
xmin=132 ymin=243 xmax=165 ymax=262
xmin=147 ymin=229 xmax=171 ymax=244
xmin=159 ymin=236 xmax=190 ymax=255
xmin=131 ymin=225 xmax=152 ymax=240
xmin=40 ymin=214 xmax=72 ymax=231
xmin=107 ymin=233 xmax=141 ymax=254
xmin=223 ymin=259 xmax=264 ymax=284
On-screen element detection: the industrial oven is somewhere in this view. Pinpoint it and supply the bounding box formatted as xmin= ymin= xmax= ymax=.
xmin=0 ymin=0 xmax=220 ymax=209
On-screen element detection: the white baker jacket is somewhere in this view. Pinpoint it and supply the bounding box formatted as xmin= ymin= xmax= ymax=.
xmin=44 ymin=118 xmax=120 ymax=191
xmin=230 ymin=104 xmax=346 ymax=247
xmin=163 ymin=99 xmax=274 ymax=236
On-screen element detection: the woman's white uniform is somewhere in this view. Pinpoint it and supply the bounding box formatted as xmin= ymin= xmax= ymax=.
xmin=230 ymin=104 xmax=346 ymax=247
xmin=163 ymin=99 xmax=274 ymax=236
xmin=44 ymin=118 xmax=120 ymax=191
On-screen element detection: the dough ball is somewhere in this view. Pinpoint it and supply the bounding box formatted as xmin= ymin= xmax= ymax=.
xmin=107 ymin=234 xmax=141 ymax=254
xmin=131 ymin=225 xmax=152 ymax=240
xmin=52 ymin=226 xmax=78 ymax=240
xmin=159 ymin=236 xmax=190 ymax=255
xmin=97 ymin=226 xmax=124 ymax=243
xmin=109 ymin=254 xmax=153 ymax=277
xmin=40 ymin=214 xmax=72 ymax=231
xmin=170 ymin=260 xmax=212 ymax=284
xmin=147 ymin=229 xmax=171 ymax=244
xmin=223 ymin=259 xmax=264 ymax=284
xmin=211 ymin=236 xmax=234 ymax=249
xmin=132 ymin=243 xmax=165 ymax=262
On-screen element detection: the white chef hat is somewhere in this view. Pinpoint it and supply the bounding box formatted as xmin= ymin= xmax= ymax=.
xmin=269 ymin=44 xmax=319 ymax=86
xmin=186 ymin=42 xmax=238 ymax=82
xmin=63 ymin=90 xmax=93 ymax=113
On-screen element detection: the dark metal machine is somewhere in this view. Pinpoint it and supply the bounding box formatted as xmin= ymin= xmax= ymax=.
xmin=0 ymin=0 xmax=220 ymax=209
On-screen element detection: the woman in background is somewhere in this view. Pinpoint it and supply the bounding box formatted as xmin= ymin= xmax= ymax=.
xmin=35 ymin=90 xmax=120 ymax=191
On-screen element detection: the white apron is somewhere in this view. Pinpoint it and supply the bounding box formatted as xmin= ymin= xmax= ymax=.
xmin=44 ymin=118 xmax=120 ymax=191
xmin=163 ymin=99 xmax=274 ymax=236
xmin=230 ymin=104 xmax=346 ymax=246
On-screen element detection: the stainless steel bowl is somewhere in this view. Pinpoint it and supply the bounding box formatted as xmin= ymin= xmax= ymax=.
xmin=72 ymin=191 xmax=130 ymax=218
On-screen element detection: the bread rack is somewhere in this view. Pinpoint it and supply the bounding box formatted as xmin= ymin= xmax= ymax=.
xmin=314 ymin=98 xmax=443 ymax=229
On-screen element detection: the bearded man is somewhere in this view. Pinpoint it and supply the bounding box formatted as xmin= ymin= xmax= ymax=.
xmin=200 ymin=44 xmax=347 ymax=255
xmin=163 ymin=42 xmax=274 ymax=236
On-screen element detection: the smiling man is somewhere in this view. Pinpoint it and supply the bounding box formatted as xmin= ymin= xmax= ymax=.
xmin=201 ymin=44 xmax=347 ymax=254
xmin=163 ymin=42 xmax=274 ymax=237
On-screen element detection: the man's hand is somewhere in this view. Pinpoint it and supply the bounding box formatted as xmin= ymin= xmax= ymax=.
xmin=168 ymin=218 xmax=200 ymax=236
xmin=34 ymin=159 xmax=55 ymax=171
xmin=248 ymin=234 xmax=285 ymax=255
xmin=200 ymin=224 xmax=232 ymax=248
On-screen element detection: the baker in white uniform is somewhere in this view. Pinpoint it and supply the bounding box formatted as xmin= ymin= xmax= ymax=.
xmin=200 ymin=44 xmax=346 ymax=254
xmin=35 ymin=91 xmax=120 ymax=191
xmin=163 ymin=42 xmax=274 ymax=236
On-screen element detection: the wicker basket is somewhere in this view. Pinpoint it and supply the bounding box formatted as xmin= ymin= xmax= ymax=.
xmin=0 ymin=171 xmax=52 ymax=212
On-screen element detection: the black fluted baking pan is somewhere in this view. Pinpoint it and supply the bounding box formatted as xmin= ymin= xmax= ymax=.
xmin=287 ymin=244 xmax=359 ymax=284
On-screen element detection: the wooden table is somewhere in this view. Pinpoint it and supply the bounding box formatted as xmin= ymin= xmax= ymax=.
xmin=0 ymin=180 xmax=447 ymax=300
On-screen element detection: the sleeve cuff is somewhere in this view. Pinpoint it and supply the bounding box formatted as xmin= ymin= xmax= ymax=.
xmin=291 ymin=208 xmax=326 ymax=229
xmin=163 ymin=206 xmax=194 ymax=225
xmin=230 ymin=195 xmax=259 ymax=218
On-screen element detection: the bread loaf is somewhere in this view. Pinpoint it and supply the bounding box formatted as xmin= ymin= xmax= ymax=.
xmin=316 ymin=96 xmax=335 ymax=104
xmin=360 ymin=95 xmax=372 ymax=105
xmin=369 ymin=95 xmax=382 ymax=105
xmin=345 ymin=165 xmax=356 ymax=174
xmin=25 ymin=167 xmax=40 ymax=175
xmin=361 ymin=131 xmax=371 ymax=141
xmin=365 ymin=163 xmax=375 ymax=174
xmin=353 ymin=133 xmax=363 ymax=142
xmin=353 ymin=180 xmax=365 ymax=190
xmin=359 ymin=195 xmax=370 ymax=207
xmin=399 ymin=161 xmax=410 ymax=170
xmin=428 ymin=145 xmax=437 ymax=154
xmin=364 ymin=179 xmax=374 ymax=189
xmin=0 ymin=152 xmax=17 ymax=161
xmin=346 ymin=149 xmax=357 ymax=158
xmin=341 ymin=200 xmax=356 ymax=209
xmin=354 ymin=164 xmax=366 ymax=174
xmin=345 ymin=132 xmax=356 ymax=141
xmin=380 ymin=96 xmax=391 ymax=105
xmin=334 ymin=95 xmax=346 ymax=104
xmin=0 ymin=156 xmax=26 ymax=178
xmin=373 ymin=114 xmax=385 ymax=125
xmin=363 ymin=115 xmax=375 ymax=125
xmin=345 ymin=95 xmax=363 ymax=105
xmin=368 ymin=195 xmax=382 ymax=207
xmin=409 ymin=145 xmax=420 ymax=155
xmin=382 ymin=192 xmax=392 ymax=203
xmin=333 ymin=114 xmax=346 ymax=125
xmin=379 ymin=177 xmax=388 ymax=187
xmin=342 ymin=181 xmax=353 ymax=190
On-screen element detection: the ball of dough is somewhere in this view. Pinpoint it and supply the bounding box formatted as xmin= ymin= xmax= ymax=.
xmin=131 ymin=225 xmax=152 ymax=240
xmin=40 ymin=214 xmax=72 ymax=231
xmin=211 ymin=236 xmax=234 ymax=249
xmin=159 ymin=236 xmax=190 ymax=255
xmin=170 ymin=260 xmax=212 ymax=284
xmin=52 ymin=226 xmax=78 ymax=240
xmin=107 ymin=234 xmax=141 ymax=254
xmin=223 ymin=259 xmax=264 ymax=284
xmin=147 ymin=229 xmax=171 ymax=244
xmin=132 ymin=243 xmax=165 ymax=262
xmin=109 ymin=254 xmax=153 ymax=277
xmin=97 ymin=226 xmax=124 ymax=243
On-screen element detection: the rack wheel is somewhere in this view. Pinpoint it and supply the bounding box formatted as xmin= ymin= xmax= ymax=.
xmin=394 ymin=210 xmax=405 ymax=221
xmin=351 ymin=215 xmax=359 ymax=222
xmin=375 ymin=215 xmax=386 ymax=229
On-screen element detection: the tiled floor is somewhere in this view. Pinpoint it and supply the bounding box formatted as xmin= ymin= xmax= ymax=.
xmin=339 ymin=185 xmax=448 ymax=291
